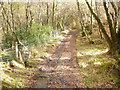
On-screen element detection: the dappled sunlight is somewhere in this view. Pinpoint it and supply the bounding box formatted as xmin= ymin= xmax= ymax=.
xmin=61 ymin=30 xmax=69 ymax=34
xmin=49 ymin=57 xmax=59 ymax=60
xmin=2 ymin=73 xmax=23 ymax=88
xmin=94 ymin=62 xmax=101 ymax=65
xmin=83 ymin=49 xmax=108 ymax=56
xmin=76 ymin=36 xmax=119 ymax=88
xmin=2 ymin=68 xmax=35 ymax=88
xmin=67 ymin=35 xmax=72 ymax=39
xmin=64 ymin=42 xmax=70 ymax=46
xmin=0 ymin=68 xmax=4 ymax=84
xmin=81 ymin=72 xmax=88 ymax=77
xmin=78 ymin=62 xmax=88 ymax=68
xmin=52 ymin=71 xmax=83 ymax=76
xmin=11 ymin=61 xmax=25 ymax=68
xmin=36 ymin=58 xmax=44 ymax=61
xmin=1 ymin=0 xmax=120 ymax=88
xmin=1 ymin=71 xmax=14 ymax=84
xmin=45 ymin=53 xmax=52 ymax=57
xmin=55 ymin=65 xmax=72 ymax=70
xmin=56 ymin=41 xmax=62 ymax=45
xmin=60 ymin=52 xmax=72 ymax=60
xmin=0 ymin=62 xmax=6 ymax=68
xmin=77 ymin=52 xmax=84 ymax=57
xmin=60 ymin=57 xmax=71 ymax=60
xmin=77 ymin=48 xmax=108 ymax=56
xmin=56 ymin=35 xmax=65 ymax=40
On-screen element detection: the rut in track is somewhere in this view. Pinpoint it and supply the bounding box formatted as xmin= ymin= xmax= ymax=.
xmin=31 ymin=30 xmax=86 ymax=88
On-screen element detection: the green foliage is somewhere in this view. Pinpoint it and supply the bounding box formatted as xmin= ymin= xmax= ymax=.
xmin=25 ymin=59 xmax=39 ymax=68
xmin=2 ymin=33 xmax=13 ymax=49
xmin=2 ymin=68 xmax=34 ymax=88
xmin=2 ymin=21 xmax=54 ymax=49
xmin=26 ymin=21 xmax=53 ymax=45
xmin=76 ymin=36 xmax=119 ymax=88
xmin=0 ymin=49 xmax=13 ymax=62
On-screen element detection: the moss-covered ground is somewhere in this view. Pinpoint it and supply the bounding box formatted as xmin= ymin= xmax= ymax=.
xmin=76 ymin=33 xmax=120 ymax=88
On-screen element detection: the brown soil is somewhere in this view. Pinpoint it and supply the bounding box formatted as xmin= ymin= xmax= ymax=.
xmin=29 ymin=30 xmax=86 ymax=88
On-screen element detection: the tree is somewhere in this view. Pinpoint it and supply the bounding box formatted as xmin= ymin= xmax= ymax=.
xmin=46 ymin=2 xmax=49 ymax=25
xmin=90 ymin=0 xmax=93 ymax=35
xmin=95 ymin=1 xmax=103 ymax=39
xmin=85 ymin=0 xmax=120 ymax=54
xmin=52 ymin=1 xmax=55 ymax=29
xmin=76 ymin=0 xmax=94 ymax=44
xmin=117 ymin=1 xmax=120 ymax=53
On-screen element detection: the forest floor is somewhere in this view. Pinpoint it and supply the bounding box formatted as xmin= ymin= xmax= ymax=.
xmin=28 ymin=29 xmax=119 ymax=88
xmin=29 ymin=29 xmax=87 ymax=88
xmin=76 ymin=34 xmax=119 ymax=88
xmin=2 ymin=29 xmax=119 ymax=89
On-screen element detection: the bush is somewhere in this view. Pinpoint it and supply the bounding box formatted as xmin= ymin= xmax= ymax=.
xmin=2 ymin=33 xmax=13 ymax=49
xmin=2 ymin=21 xmax=54 ymax=49
xmin=26 ymin=21 xmax=53 ymax=45
xmin=1 ymin=21 xmax=54 ymax=66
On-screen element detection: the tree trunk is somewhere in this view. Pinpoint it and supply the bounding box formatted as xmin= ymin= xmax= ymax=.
xmin=103 ymin=1 xmax=118 ymax=54
xmin=117 ymin=1 xmax=120 ymax=54
xmin=95 ymin=2 xmax=103 ymax=39
xmin=90 ymin=0 xmax=93 ymax=35
xmin=46 ymin=2 xmax=49 ymax=24
xmin=52 ymin=2 xmax=55 ymax=29
xmin=85 ymin=0 xmax=112 ymax=46
xmin=1 ymin=2 xmax=21 ymax=45
xmin=15 ymin=42 xmax=19 ymax=60
xmin=25 ymin=3 xmax=29 ymax=40
xmin=86 ymin=0 xmax=120 ymax=54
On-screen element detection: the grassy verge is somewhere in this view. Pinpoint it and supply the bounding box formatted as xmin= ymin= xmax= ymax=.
xmin=1 ymin=30 xmax=68 ymax=89
xmin=76 ymin=34 xmax=119 ymax=88
xmin=2 ymin=68 xmax=34 ymax=88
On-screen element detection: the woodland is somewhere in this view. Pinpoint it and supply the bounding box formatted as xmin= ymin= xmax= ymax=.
xmin=0 ymin=0 xmax=120 ymax=89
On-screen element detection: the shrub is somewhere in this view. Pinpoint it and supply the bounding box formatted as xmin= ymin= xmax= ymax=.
xmin=2 ymin=21 xmax=54 ymax=49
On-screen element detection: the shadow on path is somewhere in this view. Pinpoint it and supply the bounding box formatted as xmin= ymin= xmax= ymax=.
xmin=30 ymin=30 xmax=86 ymax=88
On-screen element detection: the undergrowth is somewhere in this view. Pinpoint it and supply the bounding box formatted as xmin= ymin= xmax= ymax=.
xmin=76 ymin=35 xmax=120 ymax=88
xmin=1 ymin=28 xmax=64 ymax=89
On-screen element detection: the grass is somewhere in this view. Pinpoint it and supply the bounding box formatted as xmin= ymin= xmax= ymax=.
xmin=76 ymin=34 xmax=119 ymax=88
xmin=2 ymin=68 xmax=34 ymax=88
xmin=1 ymin=45 xmax=49 ymax=89
xmin=1 ymin=30 xmax=67 ymax=89
xmin=1 ymin=44 xmax=50 ymax=88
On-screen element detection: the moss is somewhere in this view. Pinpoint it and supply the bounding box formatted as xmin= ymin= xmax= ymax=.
xmin=2 ymin=68 xmax=34 ymax=88
xmin=25 ymin=59 xmax=39 ymax=68
xmin=76 ymin=35 xmax=119 ymax=88
xmin=1 ymin=30 xmax=63 ymax=88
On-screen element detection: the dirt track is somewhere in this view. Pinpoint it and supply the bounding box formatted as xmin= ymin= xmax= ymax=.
xmin=31 ymin=30 xmax=86 ymax=88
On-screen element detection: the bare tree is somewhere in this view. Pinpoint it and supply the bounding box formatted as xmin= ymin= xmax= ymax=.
xmin=76 ymin=0 xmax=94 ymax=44
xmin=85 ymin=0 xmax=120 ymax=54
